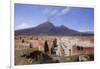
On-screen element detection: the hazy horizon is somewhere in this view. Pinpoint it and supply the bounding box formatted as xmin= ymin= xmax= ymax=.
xmin=15 ymin=3 xmax=94 ymax=32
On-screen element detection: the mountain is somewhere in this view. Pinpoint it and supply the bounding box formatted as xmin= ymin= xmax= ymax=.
xmin=15 ymin=21 xmax=92 ymax=36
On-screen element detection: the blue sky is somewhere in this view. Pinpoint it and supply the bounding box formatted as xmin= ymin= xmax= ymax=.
xmin=15 ymin=3 xmax=94 ymax=32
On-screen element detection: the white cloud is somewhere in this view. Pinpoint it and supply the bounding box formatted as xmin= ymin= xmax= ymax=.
xmin=43 ymin=8 xmax=59 ymax=16
xmin=43 ymin=8 xmax=60 ymax=20
xmin=43 ymin=7 xmax=71 ymax=18
xmin=15 ymin=22 xmax=33 ymax=30
xmin=50 ymin=9 xmax=59 ymax=15
xmin=58 ymin=8 xmax=71 ymax=16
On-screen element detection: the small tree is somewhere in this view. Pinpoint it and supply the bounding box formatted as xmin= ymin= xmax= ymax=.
xmin=44 ymin=40 xmax=49 ymax=53
xmin=29 ymin=43 xmax=32 ymax=48
xmin=22 ymin=39 xmax=24 ymax=43
xmin=51 ymin=38 xmax=57 ymax=54
xmin=53 ymin=38 xmax=57 ymax=47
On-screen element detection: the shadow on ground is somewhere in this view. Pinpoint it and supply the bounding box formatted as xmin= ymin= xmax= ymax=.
xmin=21 ymin=50 xmax=59 ymax=64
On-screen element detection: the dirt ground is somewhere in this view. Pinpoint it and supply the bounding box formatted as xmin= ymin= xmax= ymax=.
xmin=15 ymin=35 xmax=94 ymax=65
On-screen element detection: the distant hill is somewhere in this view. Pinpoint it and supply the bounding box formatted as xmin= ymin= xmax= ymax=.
xmin=15 ymin=21 xmax=93 ymax=36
